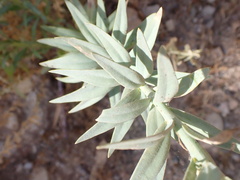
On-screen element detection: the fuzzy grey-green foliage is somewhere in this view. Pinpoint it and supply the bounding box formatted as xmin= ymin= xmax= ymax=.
xmin=39 ymin=1 xmax=239 ymax=179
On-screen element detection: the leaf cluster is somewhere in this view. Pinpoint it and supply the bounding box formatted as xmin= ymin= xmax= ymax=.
xmin=39 ymin=0 xmax=240 ymax=179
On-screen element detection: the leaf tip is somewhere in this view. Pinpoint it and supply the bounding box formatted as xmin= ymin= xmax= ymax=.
xmin=157 ymin=7 xmax=163 ymax=17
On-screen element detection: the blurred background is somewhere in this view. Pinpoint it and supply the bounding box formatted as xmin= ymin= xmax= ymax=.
xmin=0 ymin=0 xmax=239 ymax=179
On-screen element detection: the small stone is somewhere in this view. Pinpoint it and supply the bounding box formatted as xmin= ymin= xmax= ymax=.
xmin=205 ymin=112 xmax=224 ymax=130
xmin=142 ymin=4 xmax=160 ymax=16
xmin=232 ymin=154 xmax=240 ymax=161
xmin=228 ymin=99 xmax=239 ymax=110
xmin=202 ymin=6 xmax=216 ymax=19
xmin=16 ymin=78 xmax=32 ymax=95
xmin=166 ymin=19 xmax=176 ymax=32
xmin=206 ymin=19 xmax=214 ymax=29
xmin=24 ymin=162 xmax=33 ymax=170
xmin=30 ymin=167 xmax=49 ymax=180
xmin=16 ymin=164 xmax=23 ymax=172
xmin=218 ymin=102 xmax=230 ymax=117
xmin=5 ymin=113 xmax=19 ymax=131
xmin=210 ymin=47 xmax=223 ymax=62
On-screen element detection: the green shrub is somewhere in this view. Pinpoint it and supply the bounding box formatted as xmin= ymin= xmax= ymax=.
xmin=39 ymin=0 xmax=239 ymax=179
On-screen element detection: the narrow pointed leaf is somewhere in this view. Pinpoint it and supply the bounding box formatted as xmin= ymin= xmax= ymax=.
xmin=146 ymin=70 xmax=190 ymax=86
xmin=108 ymin=86 xmax=121 ymax=107
xmin=183 ymin=124 xmax=240 ymax=146
xmin=50 ymin=85 xmax=111 ymax=103
xmin=146 ymin=106 xmax=165 ymax=136
xmin=112 ymin=0 xmax=127 ymax=44
xmin=108 ymin=119 xmax=134 ymax=157
xmin=108 ymin=88 xmax=142 ymax=156
xmin=65 ymin=1 xmax=99 ymax=44
xmin=171 ymin=108 xmax=240 ymax=154
xmin=96 ymin=0 xmax=108 ymax=32
xmin=37 ymin=38 xmax=77 ymax=52
xmin=108 ymin=10 xmax=116 ymax=31
xmin=125 ymin=8 xmax=163 ymax=50
xmin=153 ymin=46 xmax=179 ymax=103
xmin=69 ymin=96 xmax=104 ymax=113
xmin=175 ymin=68 xmax=210 ymax=97
xmin=86 ymin=0 xmax=97 ymax=24
xmin=75 ymin=122 xmax=117 ymax=144
xmin=116 ymin=88 xmax=141 ymax=106
xmin=49 ymin=69 xmax=119 ymax=87
xmin=156 ymin=160 xmax=167 ymax=180
xmin=88 ymin=23 xmax=131 ymax=64
xmin=56 ymin=76 xmax=82 ymax=83
xmin=175 ymin=71 xmax=191 ymax=79
xmin=183 ymin=159 xmax=197 ymax=180
xmin=96 ymin=98 xmax=150 ymax=124
xmin=97 ymin=121 xmax=173 ymax=150
xmin=130 ymin=133 xmax=170 ymax=180
xmin=41 ymin=25 xmax=84 ymax=39
xmin=196 ymin=161 xmax=226 ymax=180
xmin=40 ymin=52 xmax=98 ymax=70
xmin=70 ymin=0 xmax=88 ymax=19
xmin=93 ymin=54 xmax=145 ymax=89
xmin=133 ymin=29 xmax=153 ymax=78
xmin=59 ymin=37 xmax=109 ymax=58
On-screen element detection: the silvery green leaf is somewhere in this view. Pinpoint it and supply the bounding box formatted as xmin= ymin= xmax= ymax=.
xmin=141 ymin=107 xmax=151 ymax=123
xmin=96 ymin=98 xmax=150 ymax=124
xmin=96 ymin=0 xmax=108 ymax=32
xmin=171 ymin=108 xmax=240 ymax=154
xmin=37 ymin=38 xmax=77 ymax=52
xmin=108 ymin=119 xmax=134 ymax=157
xmin=108 ymin=88 xmax=141 ymax=156
xmin=70 ymin=0 xmax=88 ymax=19
xmin=50 ymin=85 xmax=111 ymax=103
xmin=183 ymin=123 xmax=239 ymax=149
xmin=155 ymin=160 xmax=167 ymax=180
xmin=124 ymin=8 xmax=163 ymax=50
xmin=96 ymin=99 xmax=150 ymax=123
xmin=108 ymin=86 xmax=121 ymax=107
xmin=175 ymin=68 xmax=210 ymax=97
xmin=97 ymin=121 xmax=173 ymax=150
xmin=133 ymin=29 xmax=153 ymax=79
xmin=175 ymin=71 xmax=191 ymax=79
xmin=196 ymin=161 xmax=227 ymax=180
xmin=75 ymin=122 xmax=117 ymax=144
xmin=69 ymin=96 xmax=104 ymax=113
xmin=130 ymin=133 xmax=170 ymax=180
xmin=153 ymin=46 xmax=179 ymax=103
xmin=183 ymin=159 xmax=197 ymax=180
xmin=116 ymin=88 xmax=141 ymax=106
xmin=87 ymin=24 xmax=131 ymax=64
xmin=146 ymin=106 xmax=165 ymax=136
xmin=58 ymin=37 xmax=109 ymax=58
xmin=56 ymin=76 xmax=82 ymax=83
xmin=39 ymin=52 xmax=98 ymax=70
xmin=112 ymin=0 xmax=127 ymax=44
xmin=121 ymin=88 xmax=133 ymax=98
xmin=146 ymin=70 xmax=190 ymax=86
xmin=41 ymin=25 xmax=84 ymax=39
xmin=93 ymin=54 xmax=145 ymax=89
xmin=108 ymin=10 xmax=116 ymax=31
xmin=86 ymin=0 xmax=97 ymax=24
xmin=49 ymin=69 xmax=119 ymax=87
xmin=65 ymin=1 xmax=99 ymax=44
